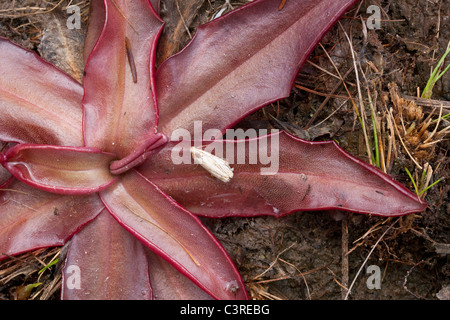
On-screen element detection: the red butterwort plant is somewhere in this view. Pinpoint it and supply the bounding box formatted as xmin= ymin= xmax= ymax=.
xmin=0 ymin=0 xmax=426 ymax=299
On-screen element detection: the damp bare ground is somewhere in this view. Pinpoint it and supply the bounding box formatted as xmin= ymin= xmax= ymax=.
xmin=0 ymin=0 xmax=448 ymax=300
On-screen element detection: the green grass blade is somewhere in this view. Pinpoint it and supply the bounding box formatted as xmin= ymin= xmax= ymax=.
xmin=38 ymin=259 xmax=59 ymax=274
xmin=422 ymin=42 xmax=450 ymax=99
xmin=419 ymin=178 xmax=442 ymax=196
xmin=405 ymin=167 xmax=419 ymax=196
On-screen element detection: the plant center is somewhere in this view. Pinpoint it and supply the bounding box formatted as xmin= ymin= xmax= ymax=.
xmin=109 ymin=132 xmax=168 ymax=175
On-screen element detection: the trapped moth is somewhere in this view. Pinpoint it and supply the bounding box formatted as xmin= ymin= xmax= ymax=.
xmin=190 ymin=146 xmax=234 ymax=183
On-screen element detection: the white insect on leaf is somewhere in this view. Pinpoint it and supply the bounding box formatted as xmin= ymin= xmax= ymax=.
xmin=190 ymin=146 xmax=234 ymax=183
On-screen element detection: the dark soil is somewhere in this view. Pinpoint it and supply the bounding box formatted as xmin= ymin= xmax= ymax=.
xmin=0 ymin=0 xmax=448 ymax=300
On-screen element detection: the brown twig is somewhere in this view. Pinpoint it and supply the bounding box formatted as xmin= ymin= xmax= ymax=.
xmin=303 ymin=66 xmax=354 ymax=129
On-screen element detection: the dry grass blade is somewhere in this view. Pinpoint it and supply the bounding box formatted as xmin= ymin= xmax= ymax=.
xmin=252 ymin=242 xmax=296 ymax=280
xmin=175 ymin=0 xmax=192 ymax=38
xmin=423 ymin=104 xmax=443 ymax=144
xmin=302 ymin=66 xmax=354 ymax=129
xmin=0 ymin=247 xmax=62 ymax=300
xmin=344 ymin=218 xmax=399 ymax=300
xmin=389 ymin=108 xmax=423 ymax=170
xmin=278 ymin=258 xmax=312 ymax=300
xmin=0 ymin=0 xmax=64 ymax=18
xmin=339 ymin=22 xmax=373 ymax=165
xmin=341 ymin=219 xmax=349 ymax=299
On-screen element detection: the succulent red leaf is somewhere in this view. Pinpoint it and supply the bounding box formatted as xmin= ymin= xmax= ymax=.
xmin=0 ymin=38 xmax=84 ymax=146
xmin=1 ymin=144 xmax=117 ymax=194
xmin=0 ymin=179 xmax=103 ymax=259
xmin=146 ymin=250 xmax=214 ymax=300
xmin=62 ymin=209 xmax=152 ymax=300
xmin=156 ymin=0 xmax=359 ymax=135
xmin=140 ymin=131 xmax=427 ymax=218
xmin=150 ymin=0 xmax=160 ymax=14
xmin=100 ymin=170 xmax=248 ymax=300
xmin=83 ymin=2 xmax=105 ymax=66
xmin=82 ymin=0 xmax=164 ymax=159
xmin=0 ymin=0 xmax=428 ymax=301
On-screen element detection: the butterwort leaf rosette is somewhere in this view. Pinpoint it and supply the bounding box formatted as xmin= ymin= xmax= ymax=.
xmin=0 ymin=0 xmax=426 ymax=299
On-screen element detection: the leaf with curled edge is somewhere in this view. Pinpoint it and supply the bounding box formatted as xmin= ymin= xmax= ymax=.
xmin=1 ymin=144 xmax=117 ymax=195
xmin=62 ymin=209 xmax=152 ymax=300
xmin=0 ymin=179 xmax=104 ymax=260
xmin=82 ymin=0 xmax=164 ymax=159
xmin=156 ymin=0 xmax=359 ymax=136
xmin=139 ymin=131 xmax=427 ymax=218
xmin=146 ymin=250 xmax=214 ymax=300
xmin=99 ymin=170 xmax=248 ymax=300
xmin=0 ymin=38 xmax=84 ymax=147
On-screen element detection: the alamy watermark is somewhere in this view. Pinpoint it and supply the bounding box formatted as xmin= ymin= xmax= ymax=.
xmin=366 ymin=5 xmax=381 ymax=30
xmin=366 ymin=265 xmax=381 ymax=290
xmin=66 ymin=5 xmax=81 ymax=30
xmin=64 ymin=4 xmax=382 ymax=31
xmin=65 ymin=264 xmax=81 ymax=290
xmin=170 ymin=121 xmax=280 ymax=176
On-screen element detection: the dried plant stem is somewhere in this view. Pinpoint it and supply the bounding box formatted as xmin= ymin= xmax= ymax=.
xmin=253 ymin=242 xmax=296 ymax=280
xmin=311 ymin=99 xmax=348 ymax=129
xmin=424 ymin=104 xmax=443 ymax=144
xmin=403 ymin=261 xmax=429 ymax=299
xmin=175 ymin=0 xmax=193 ymax=39
xmin=384 ymin=108 xmax=397 ymax=172
xmin=125 ymin=37 xmax=137 ymax=83
xmin=0 ymin=0 xmax=65 ymax=18
xmin=344 ymin=218 xmax=399 ymax=300
xmin=278 ymin=0 xmax=287 ymax=11
xmin=303 ymin=58 xmax=355 ymax=129
xmin=294 ymin=84 xmax=351 ymax=100
xmin=306 ymin=60 xmax=341 ymax=80
xmin=278 ymin=258 xmax=312 ymax=300
xmin=360 ymin=63 xmax=382 ymax=168
xmin=318 ymin=42 xmax=359 ymax=116
xmin=339 ymin=22 xmax=373 ymax=164
xmin=402 ymin=95 xmax=450 ymax=111
xmin=389 ymin=109 xmax=423 ymax=170
xmin=341 ymin=219 xmax=349 ymax=299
